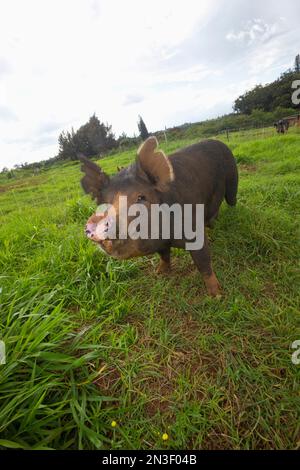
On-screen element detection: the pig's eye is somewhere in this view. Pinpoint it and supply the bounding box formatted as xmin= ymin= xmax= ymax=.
xmin=137 ymin=194 xmax=146 ymax=202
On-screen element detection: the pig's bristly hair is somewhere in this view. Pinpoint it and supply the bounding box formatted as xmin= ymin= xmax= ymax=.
xmin=137 ymin=136 xmax=174 ymax=190
xmin=78 ymin=154 xmax=110 ymax=201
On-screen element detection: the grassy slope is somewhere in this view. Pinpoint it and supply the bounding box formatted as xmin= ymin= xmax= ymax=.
xmin=0 ymin=130 xmax=299 ymax=450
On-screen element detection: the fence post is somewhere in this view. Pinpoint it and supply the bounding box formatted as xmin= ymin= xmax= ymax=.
xmin=226 ymin=128 xmax=229 ymax=141
xmin=164 ymin=126 xmax=168 ymax=143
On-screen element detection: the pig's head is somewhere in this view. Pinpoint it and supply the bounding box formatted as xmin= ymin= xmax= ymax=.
xmin=80 ymin=137 xmax=174 ymax=259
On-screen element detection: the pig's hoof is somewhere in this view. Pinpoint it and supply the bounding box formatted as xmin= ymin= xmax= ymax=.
xmin=204 ymin=273 xmax=222 ymax=297
xmin=207 ymin=285 xmax=222 ymax=298
xmin=156 ymin=261 xmax=171 ymax=275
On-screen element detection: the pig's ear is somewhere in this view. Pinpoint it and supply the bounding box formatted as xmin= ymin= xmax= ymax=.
xmin=78 ymin=154 xmax=110 ymax=202
xmin=136 ymin=136 xmax=174 ymax=191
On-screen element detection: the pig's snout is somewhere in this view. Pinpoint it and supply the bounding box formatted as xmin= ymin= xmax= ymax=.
xmin=85 ymin=222 xmax=97 ymax=239
xmin=85 ymin=213 xmax=114 ymax=242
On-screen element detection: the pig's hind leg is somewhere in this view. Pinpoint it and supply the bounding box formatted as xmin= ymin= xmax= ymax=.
xmin=189 ymin=234 xmax=221 ymax=297
xmin=206 ymin=209 xmax=219 ymax=229
xmin=157 ymin=247 xmax=171 ymax=274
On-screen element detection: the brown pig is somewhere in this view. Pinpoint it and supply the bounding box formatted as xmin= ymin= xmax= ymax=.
xmin=80 ymin=137 xmax=238 ymax=297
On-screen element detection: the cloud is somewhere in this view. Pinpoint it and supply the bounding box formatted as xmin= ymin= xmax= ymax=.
xmin=37 ymin=120 xmax=66 ymax=134
xmin=33 ymin=134 xmax=58 ymax=147
xmin=226 ymin=18 xmax=286 ymax=46
xmin=123 ymin=94 xmax=144 ymax=106
xmin=0 ymin=0 xmax=300 ymax=169
xmin=0 ymin=105 xmax=17 ymax=121
xmin=89 ymin=0 xmax=101 ymax=17
xmin=0 ymin=57 xmax=12 ymax=78
xmin=4 ymin=133 xmax=57 ymax=149
xmin=4 ymin=136 xmax=29 ymax=145
xmin=154 ymin=64 xmax=220 ymax=88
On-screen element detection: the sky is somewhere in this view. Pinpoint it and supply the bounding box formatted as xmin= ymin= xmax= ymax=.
xmin=0 ymin=0 xmax=299 ymax=169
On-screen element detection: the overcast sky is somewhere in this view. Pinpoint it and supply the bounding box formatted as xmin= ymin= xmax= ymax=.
xmin=0 ymin=0 xmax=299 ymax=169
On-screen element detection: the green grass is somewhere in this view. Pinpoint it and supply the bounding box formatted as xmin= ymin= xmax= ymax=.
xmin=0 ymin=130 xmax=300 ymax=450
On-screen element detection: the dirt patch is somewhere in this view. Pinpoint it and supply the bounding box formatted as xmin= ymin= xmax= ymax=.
xmin=141 ymin=375 xmax=175 ymax=418
xmin=239 ymin=164 xmax=257 ymax=173
xmin=261 ymin=281 xmax=277 ymax=300
xmin=144 ymin=397 xmax=172 ymax=417
xmin=93 ymin=363 xmax=121 ymax=391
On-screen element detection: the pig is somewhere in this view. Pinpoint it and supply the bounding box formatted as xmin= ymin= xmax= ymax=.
xmin=80 ymin=137 xmax=238 ymax=297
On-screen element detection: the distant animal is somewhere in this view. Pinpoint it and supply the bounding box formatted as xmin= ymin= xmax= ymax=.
xmin=274 ymin=119 xmax=289 ymax=134
xmin=80 ymin=137 xmax=238 ymax=297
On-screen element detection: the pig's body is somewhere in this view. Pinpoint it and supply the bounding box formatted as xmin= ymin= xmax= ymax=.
xmin=80 ymin=138 xmax=238 ymax=297
xmin=163 ymin=139 xmax=238 ymax=225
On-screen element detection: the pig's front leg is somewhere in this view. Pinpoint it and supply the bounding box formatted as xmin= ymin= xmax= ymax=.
xmin=157 ymin=247 xmax=171 ymax=274
xmin=189 ymin=234 xmax=221 ymax=297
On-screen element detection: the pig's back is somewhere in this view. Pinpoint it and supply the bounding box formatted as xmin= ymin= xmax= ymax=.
xmin=168 ymin=139 xmax=237 ymax=215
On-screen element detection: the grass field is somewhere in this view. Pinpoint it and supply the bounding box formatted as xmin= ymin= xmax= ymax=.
xmin=0 ymin=130 xmax=299 ymax=450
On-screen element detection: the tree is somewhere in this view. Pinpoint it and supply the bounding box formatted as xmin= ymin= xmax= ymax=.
xmin=137 ymin=115 xmax=149 ymax=140
xmin=58 ymin=128 xmax=77 ymax=160
xmin=57 ymin=114 xmax=117 ymax=160
xmin=295 ymin=54 xmax=300 ymax=73
xmin=76 ymin=114 xmax=116 ymax=156
xmin=233 ymin=69 xmax=300 ymax=114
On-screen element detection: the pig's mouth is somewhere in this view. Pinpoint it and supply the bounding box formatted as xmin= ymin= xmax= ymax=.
xmin=85 ymin=208 xmax=153 ymax=260
xmin=85 ymin=219 xmax=115 ymax=255
xmin=85 ymin=217 xmax=133 ymax=259
xmin=85 ymin=217 xmax=146 ymax=260
xmin=86 ymin=234 xmax=138 ymax=260
xmin=85 ymin=214 xmax=114 ymax=252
